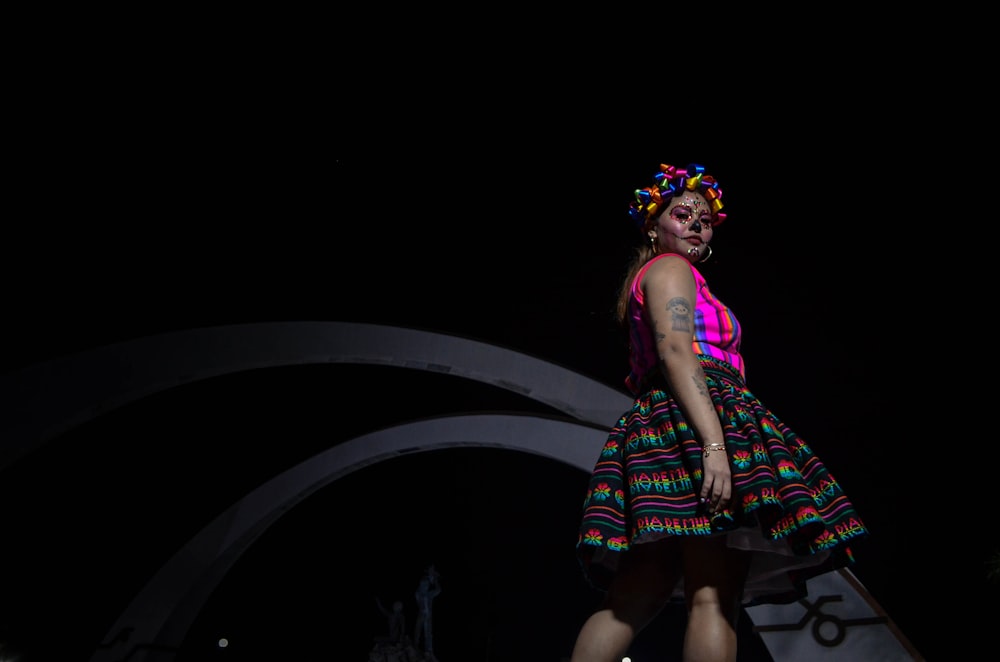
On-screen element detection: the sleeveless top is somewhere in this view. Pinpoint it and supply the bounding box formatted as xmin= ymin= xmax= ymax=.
xmin=624 ymin=253 xmax=745 ymax=395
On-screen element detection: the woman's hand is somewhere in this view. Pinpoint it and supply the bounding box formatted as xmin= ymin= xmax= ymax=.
xmin=700 ymin=450 xmax=732 ymax=514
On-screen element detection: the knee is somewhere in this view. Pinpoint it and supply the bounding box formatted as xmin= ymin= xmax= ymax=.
xmin=687 ymin=586 xmax=741 ymax=625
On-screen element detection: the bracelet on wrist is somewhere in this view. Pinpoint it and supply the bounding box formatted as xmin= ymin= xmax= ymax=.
xmin=703 ymin=442 xmax=727 ymax=458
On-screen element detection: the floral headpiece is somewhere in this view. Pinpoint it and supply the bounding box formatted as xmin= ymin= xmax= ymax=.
xmin=628 ymin=163 xmax=726 ymax=229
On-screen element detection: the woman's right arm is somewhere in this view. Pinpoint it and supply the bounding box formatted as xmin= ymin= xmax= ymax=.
xmin=641 ymin=255 xmax=733 ymax=513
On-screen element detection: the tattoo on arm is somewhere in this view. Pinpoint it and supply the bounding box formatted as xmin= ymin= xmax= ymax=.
xmin=649 ymin=315 xmax=667 ymax=342
xmin=691 ymin=373 xmax=709 ymax=398
xmin=667 ymin=297 xmax=692 ymax=333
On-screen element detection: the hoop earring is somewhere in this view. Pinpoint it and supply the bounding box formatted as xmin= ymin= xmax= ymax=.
xmin=700 ymin=244 xmax=714 ymax=263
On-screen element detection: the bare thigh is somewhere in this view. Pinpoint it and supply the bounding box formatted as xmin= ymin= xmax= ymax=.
xmin=682 ymin=535 xmax=752 ymax=619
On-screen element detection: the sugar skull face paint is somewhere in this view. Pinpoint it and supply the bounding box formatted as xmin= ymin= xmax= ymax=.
xmin=651 ymin=191 xmax=716 ymax=262
xmin=667 ymin=194 xmax=714 ymax=228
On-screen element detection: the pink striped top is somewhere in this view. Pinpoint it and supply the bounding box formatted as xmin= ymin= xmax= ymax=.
xmin=624 ymin=253 xmax=744 ymax=395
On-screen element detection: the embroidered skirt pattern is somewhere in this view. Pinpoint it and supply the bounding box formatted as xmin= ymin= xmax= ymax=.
xmin=576 ymin=356 xmax=869 ymax=604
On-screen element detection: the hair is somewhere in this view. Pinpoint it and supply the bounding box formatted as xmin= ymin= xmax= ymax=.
xmin=614 ymin=163 xmax=726 ymax=324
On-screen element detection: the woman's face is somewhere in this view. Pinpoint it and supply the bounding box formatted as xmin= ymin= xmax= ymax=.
xmin=652 ymin=191 xmax=715 ymax=262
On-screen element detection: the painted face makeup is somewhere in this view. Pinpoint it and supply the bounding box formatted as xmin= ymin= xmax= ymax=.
xmin=660 ymin=193 xmax=715 ymax=261
xmin=667 ymin=194 xmax=713 ymax=227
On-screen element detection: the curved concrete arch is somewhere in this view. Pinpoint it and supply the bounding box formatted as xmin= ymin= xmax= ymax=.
xmin=90 ymin=413 xmax=609 ymax=662
xmin=0 ymin=322 xmax=631 ymax=471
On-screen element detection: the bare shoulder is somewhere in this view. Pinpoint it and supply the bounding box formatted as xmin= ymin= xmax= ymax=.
xmin=642 ymin=254 xmax=695 ymax=287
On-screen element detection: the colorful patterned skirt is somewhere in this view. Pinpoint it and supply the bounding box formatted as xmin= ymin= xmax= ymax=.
xmin=576 ymin=355 xmax=869 ymax=605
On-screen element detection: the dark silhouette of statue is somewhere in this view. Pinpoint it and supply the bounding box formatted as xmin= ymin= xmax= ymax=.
xmin=412 ymin=565 xmax=441 ymax=658
xmin=375 ymin=596 xmax=406 ymax=644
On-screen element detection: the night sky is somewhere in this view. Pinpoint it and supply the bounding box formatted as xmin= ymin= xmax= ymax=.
xmin=2 ymin=90 xmax=992 ymax=662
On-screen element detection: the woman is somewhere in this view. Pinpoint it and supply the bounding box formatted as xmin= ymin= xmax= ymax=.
xmin=571 ymin=163 xmax=868 ymax=662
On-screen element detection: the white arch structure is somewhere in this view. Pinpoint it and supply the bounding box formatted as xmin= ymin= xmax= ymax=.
xmin=0 ymin=322 xmax=920 ymax=661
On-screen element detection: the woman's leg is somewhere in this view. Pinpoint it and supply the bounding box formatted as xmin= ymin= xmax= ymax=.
xmin=570 ymin=539 xmax=683 ymax=662
xmin=680 ymin=536 xmax=752 ymax=662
